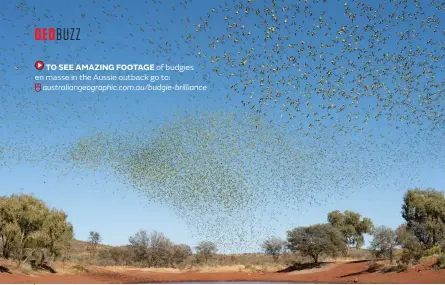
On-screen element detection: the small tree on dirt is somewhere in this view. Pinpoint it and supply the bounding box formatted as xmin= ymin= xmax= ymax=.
xmin=328 ymin=210 xmax=374 ymax=255
xmin=129 ymin=229 xmax=150 ymax=264
xmin=128 ymin=230 xmax=176 ymax=267
xmin=146 ymin=231 xmax=174 ymax=267
xmin=287 ymin=224 xmax=346 ymax=264
xmin=86 ymin=231 xmax=102 ymax=261
xmin=172 ymin=244 xmax=192 ymax=266
xmin=195 ymin=241 xmax=217 ymax=263
xmin=261 ymin=237 xmax=287 ymax=262
xmin=370 ymin=226 xmax=397 ymax=264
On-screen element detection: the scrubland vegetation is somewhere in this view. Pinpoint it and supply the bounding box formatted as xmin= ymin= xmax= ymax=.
xmin=1 ymin=188 xmax=445 ymax=275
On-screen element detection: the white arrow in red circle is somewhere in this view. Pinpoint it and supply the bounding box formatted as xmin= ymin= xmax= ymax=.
xmin=35 ymin=61 xmax=44 ymax=70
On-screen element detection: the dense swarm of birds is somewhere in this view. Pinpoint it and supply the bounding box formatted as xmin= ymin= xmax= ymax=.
xmin=187 ymin=0 xmax=445 ymax=134
xmin=65 ymin=110 xmax=443 ymax=248
xmin=0 ymin=0 xmax=444 ymax=251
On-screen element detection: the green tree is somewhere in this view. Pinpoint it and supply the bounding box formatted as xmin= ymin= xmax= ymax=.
xmin=328 ymin=210 xmax=374 ymax=253
xmin=287 ymin=224 xmax=346 ymax=264
xmin=41 ymin=209 xmax=74 ymax=264
xmin=195 ymin=241 xmax=217 ymax=263
xmin=370 ymin=226 xmax=397 ymax=264
xmin=0 ymin=196 xmax=19 ymax=259
xmin=401 ymin=188 xmax=445 ymax=249
xmin=0 ymin=194 xmax=74 ymax=267
xmin=261 ymin=237 xmax=287 ymax=262
xmin=6 ymin=195 xmax=51 ymax=266
xmin=395 ymin=223 xmax=424 ymax=265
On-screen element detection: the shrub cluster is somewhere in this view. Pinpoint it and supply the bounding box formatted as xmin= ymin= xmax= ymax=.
xmin=0 ymin=194 xmax=73 ymax=267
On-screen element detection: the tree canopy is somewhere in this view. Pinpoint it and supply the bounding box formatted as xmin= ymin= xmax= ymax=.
xmin=287 ymin=224 xmax=346 ymax=263
xmin=0 ymin=194 xmax=73 ymax=266
xmin=195 ymin=241 xmax=217 ymax=262
xmin=261 ymin=237 xmax=287 ymax=262
xmin=328 ymin=210 xmax=374 ymax=250
xmin=402 ymin=188 xmax=445 ymax=249
xmin=370 ymin=226 xmax=397 ymax=263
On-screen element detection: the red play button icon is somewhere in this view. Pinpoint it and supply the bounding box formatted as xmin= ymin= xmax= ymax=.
xmin=35 ymin=61 xmax=44 ymax=70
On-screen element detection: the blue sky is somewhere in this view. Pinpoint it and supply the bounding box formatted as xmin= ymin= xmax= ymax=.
xmin=0 ymin=0 xmax=444 ymax=253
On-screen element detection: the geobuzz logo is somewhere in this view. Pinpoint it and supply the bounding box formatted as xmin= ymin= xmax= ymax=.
xmin=34 ymin=28 xmax=81 ymax=41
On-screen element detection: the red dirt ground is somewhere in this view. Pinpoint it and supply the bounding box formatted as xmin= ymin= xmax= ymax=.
xmin=1 ymin=260 xmax=445 ymax=284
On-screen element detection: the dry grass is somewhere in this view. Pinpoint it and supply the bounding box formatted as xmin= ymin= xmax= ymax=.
xmin=97 ymin=265 xmax=183 ymax=273
xmin=90 ymin=263 xmax=286 ymax=274
xmin=70 ymin=239 xmax=112 ymax=253
xmin=287 ymin=262 xmax=340 ymax=275
xmin=195 ymin=263 xmax=285 ymax=273
xmin=0 ymin=258 xmax=31 ymax=275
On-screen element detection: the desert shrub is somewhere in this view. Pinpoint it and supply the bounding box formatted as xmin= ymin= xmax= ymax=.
xmin=396 ymin=263 xmax=409 ymax=272
xmin=176 ymin=260 xmax=193 ymax=270
xmin=398 ymin=249 xmax=423 ymax=266
xmin=259 ymin=264 xmax=269 ymax=273
xmin=244 ymin=264 xmax=253 ymax=271
xmin=425 ymin=246 xmax=441 ymax=256
xmin=434 ymin=254 xmax=445 ymax=269
xmin=396 ymin=264 xmax=408 ymax=273
xmin=96 ymin=248 xmax=113 ymax=265
xmin=366 ymin=261 xmax=382 ymax=273
xmin=383 ymin=263 xmax=408 ymax=273
xmin=396 ymin=224 xmax=424 ymax=265
xmin=97 ymin=248 xmax=111 ymax=260
xmin=19 ymin=263 xmax=33 ymax=275
xmin=72 ymin=264 xmax=89 ymax=272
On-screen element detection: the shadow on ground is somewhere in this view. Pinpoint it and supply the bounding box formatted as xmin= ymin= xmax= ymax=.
xmin=30 ymin=261 xmax=57 ymax=273
xmin=277 ymin=262 xmax=333 ymax=273
xmin=340 ymin=260 xmax=389 ymax=278
xmin=0 ymin=265 xmax=12 ymax=274
xmin=346 ymin=260 xmax=374 ymax=264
